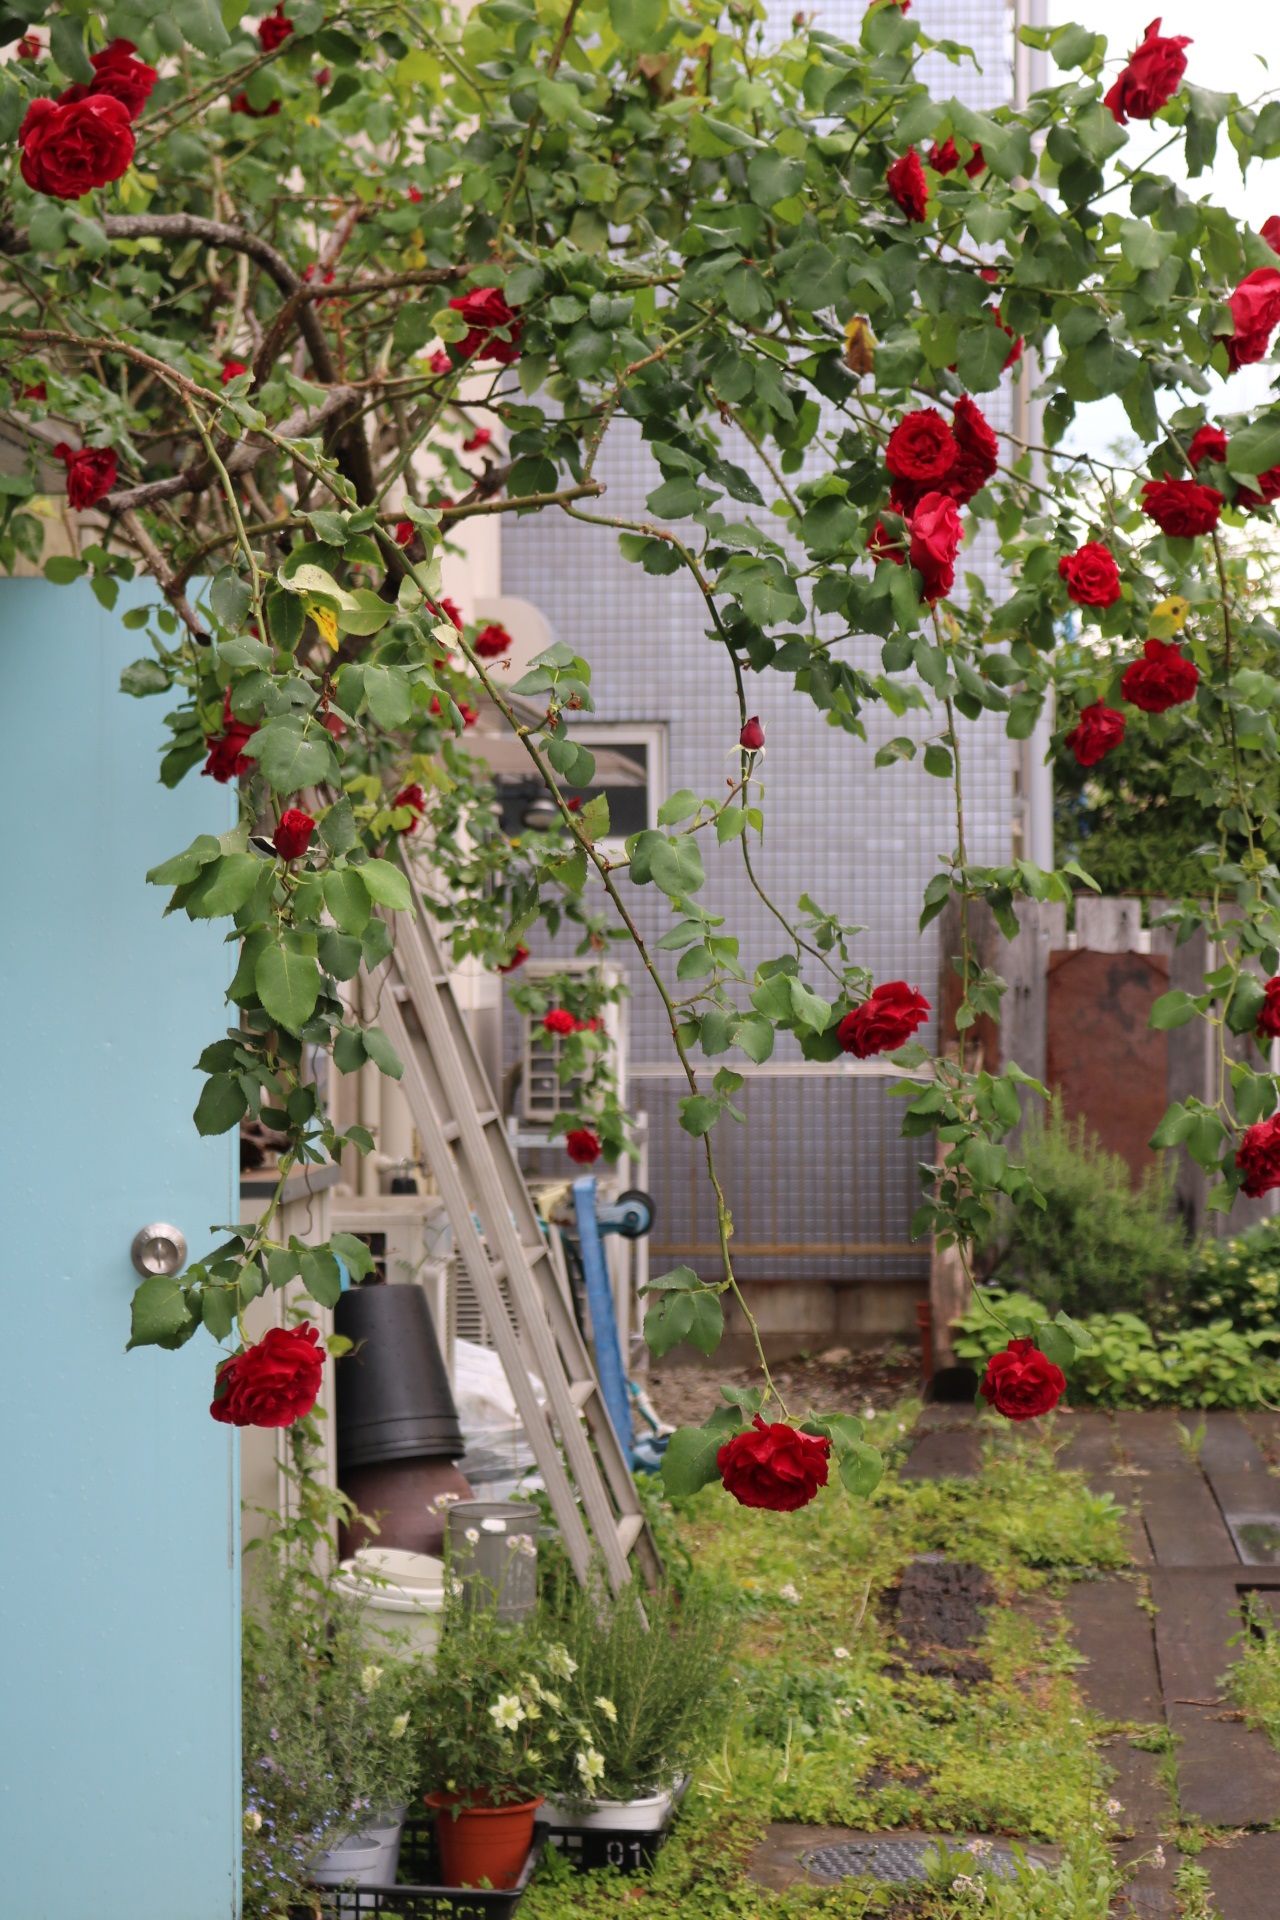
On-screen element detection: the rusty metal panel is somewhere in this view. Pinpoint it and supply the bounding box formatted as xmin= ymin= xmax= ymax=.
xmin=1045 ymin=948 xmax=1170 ymax=1184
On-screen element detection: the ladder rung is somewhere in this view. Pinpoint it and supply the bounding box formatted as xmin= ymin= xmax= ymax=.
xmin=567 ymin=1379 xmax=596 ymax=1409
xmin=616 ymin=1514 xmax=645 ymax=1555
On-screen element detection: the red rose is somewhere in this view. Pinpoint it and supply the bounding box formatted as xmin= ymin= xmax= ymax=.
xmin=837 ymin=980 xmax=930 ymax=1057
xmin=498 ymin=944 xmax=529 ymax=973
xmin=463 ymin=428 xmax=492 ymax=453
xmin=1121 ymin=637 xmax=1198 ymax=713
xmin=1058 ymin=542 xmax=1121 ymax=608
xmin=273 ymin=808 xmax=314 ymax=861
xmin=945 ymin=394 xmax=998 ymax=504
xmin=1187 ymin=424 xmax=1227 ymax=468
xmin=717 ymin=1416 xmax=830 ymax=1513
xmin=88 ymin=39 xmax=157 ymax=118
xmin=395 ymin=519 xmax=415 ymax=546
xmin=19 ymin=92 xmax=135 ymax=199
xmin=393 ymin=783 xmax=425 ymax=832
xmin=230 ymin=92 xmax=280 ymax=118
xmin=1257 ymin=978 xmax=1280 ymax=1043
xmin=908 ymin=491 xmax=963 ymax=603
xmin=221 ymin=360 xmax=248 ymax=385
xmin=258 ymin=4 xmax=294 ymax=50
xmin=1065 ymin=703 xmax=1125 ymax=768
xmin=22 ymin=380 xmax=46 ymax=401
xmin=52 ymin=441 xmax=117 ymax=509
xmin=886 ymin=149 xmax=928 ymax=222
xmin=1226 ymin=269 xmax=1280 ymax=373
xmin=564 ymin=1127 xmax=601 ymax=1165
xmin=474 ymin=622 xmax=512 ymax=659
xmin=1264 ymin=217 xmax=1280 ymax=257
xmin=17 ymin=33 xmax=41 ymax=58
xmin=1103 ymin=17 xmax=1191 ymax=125
xmin=886 ymin=409 xmax=957 ymax=500
xmin=979 ymin=1338 xmax=1065 ymax=1421
xmin=927 ymin=137 xmax=984 ymax=178
xmin=438 ymin=597 xmax=464 ymax=631
xmin=544 ymin=1008 xmax=577 ymax=1036
xmin=210 ymin=1322 xmax=323 ymax=1428
xmin=1237 ymin=466 xmax=1280 ymax=511
xmin=203 ymin=688 xmax=259 ymax=783
xmin=1140 ymin=475 xmax=1223 ymax=537
xmin=868 ymin=517 xmax=906 ymax=565
xmin=1238 ymin=1114 xmax=1280 ymax=1197
xmin=406 ymin=185 xmax=424 ymax=203
xmin=740 ymin=716 xmax=765 ymax=751
xmin=430 ymin=349 xmax=452 ymax=374
xmin=321 ymin=710 xmax=345 ymax=740
xmin=447 ymin=287 xmax=523 ymax=365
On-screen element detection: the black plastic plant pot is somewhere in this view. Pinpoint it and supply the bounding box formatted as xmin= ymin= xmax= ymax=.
xmin=334 ymin=1283 xmax=465 ymax=1469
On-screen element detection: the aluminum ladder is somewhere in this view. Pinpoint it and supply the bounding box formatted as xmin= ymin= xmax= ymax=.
xmin=371 ymin=883 xmax=661 ymax=1594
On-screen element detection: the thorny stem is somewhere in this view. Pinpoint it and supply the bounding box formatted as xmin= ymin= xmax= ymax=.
xmin=183 ymin=395 xmax=266 ymax=636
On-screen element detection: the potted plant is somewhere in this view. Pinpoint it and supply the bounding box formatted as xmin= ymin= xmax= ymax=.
xmin=536 ymin=1573 xmax=733 ymax=1843
xmin=411 ymin=1600 xmax=582 ymax=1889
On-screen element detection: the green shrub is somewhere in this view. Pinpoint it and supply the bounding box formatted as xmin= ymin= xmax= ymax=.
xmin=1185 ymin=1216 xmax=1280 ymax=1330
xmin=955 ymin=1290 xmax=1280 ymax=1409
xmin=978 ymin=1101 xmax=1189 ymax=1320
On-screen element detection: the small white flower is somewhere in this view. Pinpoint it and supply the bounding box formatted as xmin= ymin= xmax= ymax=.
xmin=546 ymin=1644 xmax=578 ymax=1679
xmin=243 ymin=1808 xmax=263 ymax=1834
xmin=505 ymin=1535 xmax=519 ymax=1550
xmin=1151 ymin=1845 xmax=1166 ymax=1869
xmin=481 ymin=1517 xmax=507 ymax=1533
xmin=488 ymin=1694 xmax=525 ymax=1731
xmin=965 ymin=1839 xmax=991 ymax=1858
xmin=594 ymin=1696 xmax=617 ymax=1723
xmin=833 ymin=1647 xmax=850 ymax=1660
xmin=576 ymin=1746 xmax=605 ymax=1790
xmin=360 ymin=1665 xmax=384 ymax=1692
xmin=778 ymin=1582 xmax=801 ymax=1605
xmin=541 ymin=1689 xmax=562 ymax=1711
xmin=429 ymin=1492 xmax=461 ymax=1511
xmin=518 ymin=1535 xmax=537 ymax=1557
xmin=864 ymin=1407 xmax=876 ymax=1420
xmin=1106 ymin=1798 xmax=1123 ymax=1817
xmin=465 ymin=1527 xmax=480 ymax=1544
xmin=389 ymin=1712 xmax=410 ymax=1740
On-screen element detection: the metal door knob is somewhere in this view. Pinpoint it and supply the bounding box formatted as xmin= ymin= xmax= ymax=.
xmin=131 ymin=1223 xmax=188 ymax=1278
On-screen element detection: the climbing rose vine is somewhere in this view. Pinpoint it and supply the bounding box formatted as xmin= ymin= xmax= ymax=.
xmin=2 ymin=0 xmax=1279 ymax=1490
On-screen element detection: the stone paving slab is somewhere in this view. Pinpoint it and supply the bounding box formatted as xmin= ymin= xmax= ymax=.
xmin=899 ymin=1428 xmax=982 ymax=1480
xmin=1206 ymin=1829 xmax=1280 ymax=1919
xmin=1150 ymin=1568 xmax=1280 ymax=1826
xmin=1132 ymin=1471 xmax=1236 ymax=1565
xmin=1067 ymin=1577 xmax=1163 ymax=1725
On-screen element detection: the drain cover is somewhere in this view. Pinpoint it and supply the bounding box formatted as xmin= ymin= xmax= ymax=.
xmin=1225 ymin=1513 xmax=1280 ymax=1565
xmin=803 ymin=1838 xmax=1025 ymax=1884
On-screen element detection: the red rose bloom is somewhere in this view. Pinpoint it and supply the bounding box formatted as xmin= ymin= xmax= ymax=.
xmin=886 ymin=409 xmax=957 ymax=503
xmin=17 ymin=33 xmax=41 ymax=58
xmin=1140 ymin=476 xmax=1223 ymax=537
xmin=258 ymin=4 xmax=293 ymax=50
xmin=717 ymin=1416 xmax=830 ymax=1513
xmin=1264 ymin=217 xmax=1280 ymax=257
xmin=210 ymin=1322 xmax=323 ymax=1428
xmin=1238 ymin=1114 xmax=1280 ymax=1198
xmin=1187 ymin=424 xmax=1227 ymax=468
xmin=437 ymin=597 xmax=464 ymax=631
xmin=909 ymin=492 xmax=963 ymax=603
xmin=203 ymin=689 xmax=258 ymax=783
xmin=392 ymin=783 xmax=425 ymax=832
xmin=544 ymin=1008 xmax=577 ymax=1037
xmin=1226 ymin=269 xmax=1280 ymax=373
xmin=1065 ymin=703 xmax=1125 ymax=768
xmin=1237 ymin=466 xmax=1280 ymax=512
xmin=22 ymin=381 xmax=46 ymax=401
xmin=1257 ymin=978 xmax=1280 ymax=1044
xmin=1058 ymin=542 xmax=1122 ymax=608
xmin=1103 ymin=17 xmax=1191 ymax=125
xmin=52 ymin=442 xmax=117 ymax=510
xmin=837 ymin=980 xmax=930 ymax=1057
xmin=945 ymin=394 xmax=998 ymax=504
xmin=429 ymin=349 xmax=452 ymax=374
xmin=886 ymin=148 xmax=928 ymax=222
xmin=19 ymin=92 xmax=135 ymax=198
xmin=463 ymin=428 xmax=492 ymax=453
xmin=221 ymin=360 xmax=248 ymax=385
xmin=868 ymin=517 xmax=906 ymax=565
xmin=447 ymin=287 xmax=523 ymax=365
xmin=498 ymin=944 xmax=530 ymax=973
xmin=564 ymin=1127 xmax=601 ymax=1165
xmin=740 ymin=716 xmax=765 ymax=751
xmin=1121 ymin=637 xmax=1198 ymax=713
xmin=979 ymin=1338 xmax=1066 ymax=1421
xmin=927 ymin=137 xmax=984 ymax=178
xmin=230 ymin=92 xmax=280 ymax=118
xmin=474 ymin=622 xmax=512 ymax=659
xmin=88 ymin=39 xmax=157 ymax=118
xmin=394 ymin=519 xmax=415 ymax=546
xmin=273 ymin=808 xmax=314 ymax=861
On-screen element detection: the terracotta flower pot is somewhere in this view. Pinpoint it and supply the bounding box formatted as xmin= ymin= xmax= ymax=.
xmin=424 ymin=1790 xmax=543 ymax=1889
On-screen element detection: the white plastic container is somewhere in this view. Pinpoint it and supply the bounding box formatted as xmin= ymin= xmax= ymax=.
xmin=359 ymin=1805 xmax=406 ymax=1884
xmin=333 ymin=1547 xmax=446 ymax=1659
xmin=542 ymin=1785 xmax=674 ymax=1832
xmin=309 ymin=1834 xmax=386 ymax=1886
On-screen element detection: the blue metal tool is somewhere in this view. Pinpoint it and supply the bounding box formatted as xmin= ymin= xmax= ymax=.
xmin=570 ymin=1178 xmax=654 ymax=1467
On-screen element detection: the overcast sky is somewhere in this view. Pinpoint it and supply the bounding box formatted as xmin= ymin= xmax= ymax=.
xmin=1048 ymin=0 xmax=1280 ymax=455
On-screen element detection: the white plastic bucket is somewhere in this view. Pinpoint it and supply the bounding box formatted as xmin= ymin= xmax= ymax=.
xmin=358 ymin=1805 xmax=406 ymax=1884
xmin=309 ymin=1834 xmax=386 ymax=1887
xmin=543 ymin=1786 xmax=673 ymax=1831
xmin=334 ymin=1548 xmax=446 ymax=1659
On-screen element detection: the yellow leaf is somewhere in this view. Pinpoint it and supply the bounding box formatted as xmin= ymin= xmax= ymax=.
xmin=1150 ymin=595 xmax=1190 ymax=639
xmin=313 ymin=606 xmax=339 ymax=651
xmin=843 ymin=315 xmax=875 ymax=375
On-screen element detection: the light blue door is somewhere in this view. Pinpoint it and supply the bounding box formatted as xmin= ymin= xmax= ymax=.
xmin=0 ymin=581 xmax=239 ymax=1918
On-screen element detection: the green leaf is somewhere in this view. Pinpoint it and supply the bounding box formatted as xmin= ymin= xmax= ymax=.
xmin=300 ymin=1248 xmax=342 ymax=1309
xmin=679 ymin=1093 xmax=719 ymax=1137
xmin=1035 ymin=1322 xmax=1075 ymax=1371
xmin=838 ymin=1442 xmax=884 ymax=1498
xmin=609 ymin=0 xmax=660 ymax=41
xmin=337 ymin=589 xmax=395 ymax=638
xmin=201 ymin=1285 xmax=236 ymax=1342
xmin=1150 ymin=1101 xmax=1194 ymax=1149
xmin=361 ymin=1024 xmax=404 ymax=1080
xmin=120 ymin=657 xmax=171 ymax=697
xmin=127 ymin=1275 xmax=197 ymax=1351
xmin=1149 ymin=990 xmax=1198 ymax=1031
xmin=659 ymin=1424 xmax=726 ymax=1497
xmin=657 ymin=788 xmax=701 ymax=826
xmin=648 ymin=836 xmax=706 ymax=898
xmin=246 ymin=722 xmax=335 ymax=795
xmin=255 ymin=942 xmax=321 ymax=1032
xmin=735 ymin=1013 xmax=775 ymax=1064
xmin=50 ymin=12 xmax=94 ymax=81
xmin=319 ymin=796 xmax=358 ymax=855
xmin=358 ymin=859 xmax=412 ymax=910
xmin=266 ymin=587 xmax=305 ymax=651
xmin=194 ymin=1073 xmax=249 ymax=1136
xmin=170 ymin=0 xmax=230 ymax=53
xmin=747 ymin=151 xmax=806 ymax=209
xmin=184 ymin=851 xmax=262 ymax=919
xmin=1228 ymin=418 xmax=1280 ymax=478
xmin=332 ymin=1233 xmax=377 ymax=1282
xmin=364 ymin=663 xmax=414 ymax=728
xmin=146 ymin=835 xmax=222 ymax=888
xmin=267 ymin=1249 xmax=301 ymax=1292
xmin=209 ymin=567 xmax=252 ymax=631
xmin=644 ymin=1288 xmax=696 ymax=1359
xmin=323 ymin=866 xmax=372 ymax=934
xmin=685 ymin=1289 xmax=724 ymax=1356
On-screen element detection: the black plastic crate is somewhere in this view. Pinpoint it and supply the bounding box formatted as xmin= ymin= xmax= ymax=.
xmin=542 ymin=1778 xmax=688 ymax=1875
xmin=299 ymin=1808 xmax=544 ymax=1918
